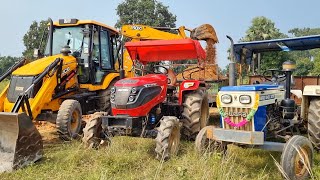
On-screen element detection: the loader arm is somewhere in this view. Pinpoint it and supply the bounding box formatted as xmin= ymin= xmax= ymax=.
xmin=17 ymin=58 xmax=62 ymax=119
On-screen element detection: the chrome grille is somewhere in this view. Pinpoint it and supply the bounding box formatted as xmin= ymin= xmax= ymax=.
xmin=222 ymin=107 xmax=253 ymax=131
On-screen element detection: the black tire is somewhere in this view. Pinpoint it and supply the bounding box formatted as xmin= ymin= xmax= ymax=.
xmin=182 ymin=88 xmax=209 ymax=140
xmin=155 ymin=116 xmax=181 ymax=161
xmin=195 ymin=126 xmax=227 ymax=155
xmin=308 ymin=98 xmax=320 ymax=150
xmin=280 ymin=135 xmax=313 ymax=180
xmin=98 ymin=80 xmax=117 ymax=114
xmin=82 ymin=112 xmax=109 ymax=149
xmin=56 ymin=99 xmax=83 ymax=141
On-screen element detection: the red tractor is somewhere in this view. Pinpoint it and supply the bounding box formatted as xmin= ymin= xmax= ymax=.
xmin=82 ymin=39 xmax=209 ymax=160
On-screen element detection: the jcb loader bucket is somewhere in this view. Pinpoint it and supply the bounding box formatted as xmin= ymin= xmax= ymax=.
xmin=0 ymin=112 xmax=43 ymax=172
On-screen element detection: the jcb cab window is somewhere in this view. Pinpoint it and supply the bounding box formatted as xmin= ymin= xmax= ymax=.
xmin=92 ymin=30 xmax=112 ymax=70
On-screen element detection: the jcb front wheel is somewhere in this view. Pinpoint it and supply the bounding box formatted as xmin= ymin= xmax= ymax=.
xmin=56 ymin=99 xmax=83 ymax=141
xmin=155 ymin=116 xmax=181 ymax=161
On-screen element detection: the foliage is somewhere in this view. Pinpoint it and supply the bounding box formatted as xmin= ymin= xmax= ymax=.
xmin=0 ymin=56 xmax=20 ymax=76
xmin=115 ymin=0 xmax=176 ymax=28
xmin=288 ymin=27 xmax=320 ymax=76
xmin=295 ymin=57 xmax=314 ymax=76
xmin=240 ymin=17 xmax=290 ymax=76
xmin=241 ymin=16 xmax=287 ymax=42
xmin=23 ymin=20 xmax=49 ymax=60
xmin=289 ymin=27 xmax=320 ymax=37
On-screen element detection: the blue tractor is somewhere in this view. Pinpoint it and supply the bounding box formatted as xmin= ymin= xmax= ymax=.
xmin=196 ymin=35 xmax=320 ymax=179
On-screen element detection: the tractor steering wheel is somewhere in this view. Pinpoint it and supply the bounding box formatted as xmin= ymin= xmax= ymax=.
xmin=262 ymin=69 xmax=286 ymax=84
xmin=152 ymin=65 xmax=169 ymax=75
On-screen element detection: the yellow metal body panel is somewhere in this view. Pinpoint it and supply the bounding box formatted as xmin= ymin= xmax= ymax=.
xmin=0 ymin=85 xmax=8 ymax=111
xmin=13 ymin=55 xmax=77 ymax=76
xmin=3 ymin=54 xmax=78 ymax=118
xmin=80 ymin=73 xmax=119 ymax=91
xmin=121 ymin=25 xmax=188 ymax=40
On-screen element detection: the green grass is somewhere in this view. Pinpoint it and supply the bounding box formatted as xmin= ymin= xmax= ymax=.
xmin=1 ymin=136 xmax=319 ymax=180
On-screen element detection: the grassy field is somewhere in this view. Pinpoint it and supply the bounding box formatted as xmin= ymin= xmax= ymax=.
xmin=0 ymin=133 xmax=319 ymax=180
xmin=0 ymin=81 xmax=319 ymax=179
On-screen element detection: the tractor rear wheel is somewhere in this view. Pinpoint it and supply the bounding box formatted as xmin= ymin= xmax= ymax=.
xmin=56 ymin=99 xmax=83 ymax=141
xmin=155 ymin=116 xmax=181 ymax=161
xmin=182 ymin=88 xmax=209 ymax=140
xmin=98 ymin=80 xmax=117 ymax=114
xmin=82 ymin=112 xmax=109 ymax=149
xmin=308 ymin=98 xmax=320 ymax=150
xmin=280 ymin=135 xmax=313 ymax=180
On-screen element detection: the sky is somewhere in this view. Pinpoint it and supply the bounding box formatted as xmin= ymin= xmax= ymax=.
xmin=0 ymin=0 xmax=319 ymax=68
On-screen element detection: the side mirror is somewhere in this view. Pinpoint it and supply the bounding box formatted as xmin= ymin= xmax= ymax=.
xmin=33 ymin=49 xmax=40 ymax=58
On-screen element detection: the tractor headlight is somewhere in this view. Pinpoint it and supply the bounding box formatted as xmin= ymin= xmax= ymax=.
xmin=110 ymin=94 xmax=115 ymax=102
xmin=131 ymin=87 xmax=137 ymax=94
xmin=128 ymin=95 xmax=135 ymax=102
xmin=111 ymin=87 xmax=116 ymax=93
xmin=239 ymin=95 xmax=251 ymax=104
xmin=221 ymin=94 xmax=232 ymax=104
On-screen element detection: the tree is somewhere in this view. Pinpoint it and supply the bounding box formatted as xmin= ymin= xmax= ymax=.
xmin=241 ymin=17 xmax=291 ymax=74
xmin=23 ymin=20 xmax=48 ymax=59
xmin=295 ymin=57 xmax=314 ymax=76
xmin=115 ymin=0 xmax=176 ymax=28
xmin=241 ymin=16 xmax=287 ymax=42
xmin=288 ymin=27 xmax=320 ymax=76
xmin=289 ymin=28 xmax=320 ymax=37
xmin=0 ymin=56 xmax=20 ymax=75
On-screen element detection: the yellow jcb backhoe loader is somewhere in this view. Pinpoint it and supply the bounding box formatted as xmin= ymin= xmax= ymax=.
xmin=0 ymin=18 xmax=133 ymax=172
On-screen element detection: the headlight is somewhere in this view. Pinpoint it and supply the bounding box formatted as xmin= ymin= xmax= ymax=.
xmin=110 ymin=94 xmax=115 ymax=102
xmin=128 ymin=95 xmax=135 ymax=102
xmin=239 ymin=95 xmax=251 ymax=104
xmin=221 ymin=94 xmax=232 ymax=104
xmin=131 ymin=87 xmax=137 ymax=94
xmin=111 ymin=87 xmax=116 ymax=93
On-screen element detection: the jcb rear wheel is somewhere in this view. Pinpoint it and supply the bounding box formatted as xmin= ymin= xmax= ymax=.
xmin=56 ymin=100 xmax=83 ymax=141
xmin=98 ymin=80 xmax=117 ymax=114
xmin=308 ymin=98 xmax=320 ymax=150
xmin=82 ymin=112 xmax=109 ymax=149
xmin=182 ymin=88 xmax=209 ymax=140
xmin=155 ymin=116 xmax=181 ymax=161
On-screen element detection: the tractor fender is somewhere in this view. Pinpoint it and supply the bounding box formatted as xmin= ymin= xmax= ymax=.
xmin=301 ymin=85 xmax=320 ymax=120
xmin=178 ymin=80 xmax=205 ymax=105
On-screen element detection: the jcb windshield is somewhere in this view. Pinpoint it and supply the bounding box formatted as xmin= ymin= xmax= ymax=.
xmin=45 ymin=26 xmax=86 ymax=55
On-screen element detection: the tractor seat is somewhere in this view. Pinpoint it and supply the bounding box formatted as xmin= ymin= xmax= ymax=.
xmin=167 ymin=69 xmax=177 ymax=91
xmin=167 ymin=69 xmax=177 ymax=86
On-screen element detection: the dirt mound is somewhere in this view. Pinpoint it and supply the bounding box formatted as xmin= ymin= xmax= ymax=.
xmin=191 ymin=24 xmax=219 ymax=43
xmin=176 ymin=64 xmax=227 ymax=81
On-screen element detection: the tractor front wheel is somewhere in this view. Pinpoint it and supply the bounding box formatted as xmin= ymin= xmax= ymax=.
xmin=280 ymin=135 xmax=313 ymax=180
xmin=82 ymin=112 xmax=110 ymax=149
xmin=182 ymin=88 xmax=209 ymax=140
xmin=155 ymin=116 xmax=181 ymax=161
xmin=195 ymin=126 xmax=227 ymax=155
xmin=308 ymin=98 xmax=320 ymax=150
xmin=56 ymin=100 xmax=83 ymax=141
